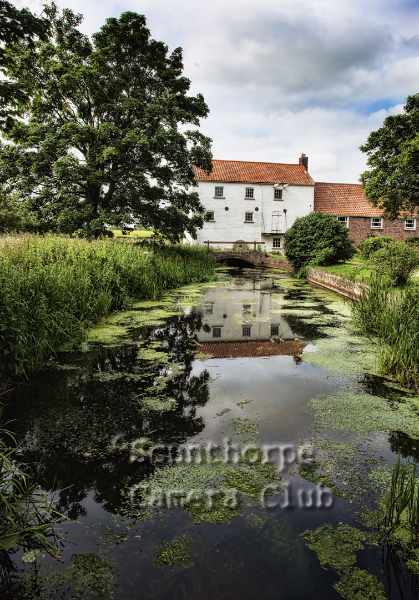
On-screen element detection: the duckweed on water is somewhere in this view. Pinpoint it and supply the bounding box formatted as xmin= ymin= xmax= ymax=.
xmin=154 ymin=535 xmax=194 ymax=567
xmin=303 ymin=332 xmax=376 ymax=375
xmin=232 ymin=417 xmax=259 ymax=438
xmin=311 ymin=391 xmax=419 ymax=437
xmin=335 ymin=568 xmax=387 ymax=600
xmin=22 ymin=553 xmax=114 ymax=600
xmin=303 ymin=524 xmax=367 ymax=572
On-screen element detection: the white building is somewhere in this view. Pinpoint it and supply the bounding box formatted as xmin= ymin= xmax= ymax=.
xmin=192 ymin=155 xmax=314 ymax=251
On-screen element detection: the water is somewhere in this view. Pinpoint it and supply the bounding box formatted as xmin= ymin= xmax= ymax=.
xmin=2 ymin=269 xmax=418 ymax=599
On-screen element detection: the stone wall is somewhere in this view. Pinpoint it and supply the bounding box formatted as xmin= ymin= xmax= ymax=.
xmin=307 ymin=268 xmax=367 ymax=300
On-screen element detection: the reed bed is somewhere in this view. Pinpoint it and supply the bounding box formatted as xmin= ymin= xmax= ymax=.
xmin=352 ymin=276 xmax=419 ymax=389
xmin=0 ymin=235 xmax=214 ymax=378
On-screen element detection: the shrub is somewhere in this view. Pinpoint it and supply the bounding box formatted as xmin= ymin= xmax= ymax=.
xmin=359 ymin=235 xmax=393 ymax=259
xmin=0 ymin=236 xmax=215 ymax=379
xmin=285 ymin=213 xmax=354 ymax=271
xmin=406 ymin=237 xmax=419 ymax=248
xmin=370 ymin=241 xmax=419 ymax=286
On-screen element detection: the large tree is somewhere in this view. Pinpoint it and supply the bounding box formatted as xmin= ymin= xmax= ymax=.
xmin=0 ymin=3 xmax=212 ymax=238
xmin=361 ymin=93 xmax=419 ymax=219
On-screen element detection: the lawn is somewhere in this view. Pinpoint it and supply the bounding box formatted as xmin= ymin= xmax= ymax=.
xmin=111 ymin=228 xmax=153 ymax=239
xmin=317 ymin=255 xmax=373 ymax=283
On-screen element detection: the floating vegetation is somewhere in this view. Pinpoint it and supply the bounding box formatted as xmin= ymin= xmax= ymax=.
xmin=335 ymin=568 xmax=387 ymax=600
xmin=87 ymin=322 xmax=131 ymax=345
xmin=303 ymin=525 xmax=387 ymax=599
xmin=154 ymin=535 xmax=194 ymax=567
xmin=141 ymin=395 xmax=177 ymax=413
xmin=303 ymin=524 xmax=367 ymax=572
xmin=303 ymin=331 xmax=376 ymax=375
xmin=232 ymin=417 xmax=259 ymax=438
xmin=310 ymin=391 xmax=419 ymax=438
xmin=21 ymin=553 xmax=115 ymax=599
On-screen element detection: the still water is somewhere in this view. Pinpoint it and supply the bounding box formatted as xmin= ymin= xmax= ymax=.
xmin=2 ymin=269 xmax=418 ymax=599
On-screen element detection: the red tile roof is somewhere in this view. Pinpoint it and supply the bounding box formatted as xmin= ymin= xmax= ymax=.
xmin=194 ymin=159 xmax=314 ymax=186
xmin=314 ymin=182 xmax=384 ymax=217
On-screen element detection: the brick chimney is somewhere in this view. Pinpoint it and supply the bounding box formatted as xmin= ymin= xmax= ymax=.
xmin=299 ymin=153 xmax=308 ymax=170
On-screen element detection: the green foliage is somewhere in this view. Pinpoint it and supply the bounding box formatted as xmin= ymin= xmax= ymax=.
xmin=352 ymin=277 xmax=419 ymax=388
xmin=285 ymin=213 xmax=354 ymax=271
xmin=359 ymin=235 xmax=393 ymax=259
xmin=381 ymin=459 xmax=419 ymax=546
xmin=0 ymin=4 xmax=212 ymax=239
xmin=0 ymin=235 xmax=215 ymax=378
xmin=406 ymin=236 xmax=419 ymax=248
xmin=0 ymin=426 xmax=60 ymax=563
xmin=370 ymin=241 xmax=419 ymax=286
xmin=361 ymin=93 xmax=419 ymax=217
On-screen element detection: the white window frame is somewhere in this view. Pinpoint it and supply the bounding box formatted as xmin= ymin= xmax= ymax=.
xmin=404 ymin=218 xmax=416 ymax=231
xmin=272 ymin=238 xmax=281 ymax=249
xmin=274 ymin=188 xmax=283 ymax=200
xmin=214 ymin=186 xmax=224 ymax=198
xmin=244 ymin=212 xmax=254 ymax=223
xmin=337 ymin=216 xmax=349 ymax=228
xmin=370 ymin=217 xmax=383 ymax=229
xmin=245 ymin=187 xmax=254 ymax=199
xmin=205 ymin=211 xmax=215 ymax=222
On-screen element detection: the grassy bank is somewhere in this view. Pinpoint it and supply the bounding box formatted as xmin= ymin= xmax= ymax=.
xmin=0 ymin=235 xmax=215 ymax=379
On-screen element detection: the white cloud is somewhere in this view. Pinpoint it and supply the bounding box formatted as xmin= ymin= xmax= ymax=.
xmin=15 ymin=0 xmax=419 ymax=181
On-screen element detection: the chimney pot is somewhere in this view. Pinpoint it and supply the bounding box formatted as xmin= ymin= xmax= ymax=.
xmin=299 ymin=153 xmax=308 ymax=170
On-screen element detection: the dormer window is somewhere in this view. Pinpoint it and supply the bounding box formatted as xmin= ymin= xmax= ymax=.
xmin=214 ymin=186 xmax=224 ymax=198
xmin=245 ymin=187 xmax=254 ymax=199
xmin=274 ymin=188 xmax=283 ymax=200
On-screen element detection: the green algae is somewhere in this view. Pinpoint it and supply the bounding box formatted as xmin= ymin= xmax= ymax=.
xmin=22 ymin=553 xmax=114 ymax=600
xmin=128 ymin=453 xmax=279 ymax=524
xmin=232 ymin=417 xmax=259 ymax=438
xmin=154 ymin=535 xmax=194 ymax=567
xmin=311 ymin=391 xmax=419 ymax=437
xmin=195 ymin=351 xmax=213 ymax=360
xmin=303 ymin=524 xmax=367 ymax=573
xmin=335 ymin=568 xmax=387 ymax=600
xmin=137 ymin=343 xmax=169 ymax=363
xmin=303 ymin=332 xmax=376 ymax=375
xmin=141 ymin=395 xmax=177 ymax=413
xmin=87 ymin=321 xmax=131 ymax=345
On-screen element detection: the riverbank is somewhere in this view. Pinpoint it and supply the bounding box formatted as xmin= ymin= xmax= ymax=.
xmin=0 ymin=235 xmax=215 ymax=379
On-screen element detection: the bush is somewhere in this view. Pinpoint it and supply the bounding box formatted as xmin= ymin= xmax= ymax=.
xmin=285 ymin=213 xmax=354 ymax=271
xmin=0 ymin=236 xmax=215 ymax=379
xmin=370 ymin=241 xmax=419 ymax=286
xmin=359 ymin=235 xmax=393 ymax=259
xmin=406 ymin=237 xmax=419 ymax=248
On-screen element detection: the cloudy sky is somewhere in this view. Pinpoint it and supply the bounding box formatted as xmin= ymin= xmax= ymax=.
xmin=18 ymin=0 xmax=419 ymax=182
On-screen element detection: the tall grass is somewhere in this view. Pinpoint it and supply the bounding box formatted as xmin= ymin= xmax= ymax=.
xmin=0 ymin=235 xmax=215 ymax=378
xmin=352 ymin=276 xmax=419 ymax=389
xmin=381 ymin=459 xmax=419 ymax=546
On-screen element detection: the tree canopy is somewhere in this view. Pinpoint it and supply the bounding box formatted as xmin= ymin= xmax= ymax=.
xmin=0 ymin=3 xmax=212 ymax=238
xmin=361 ymin=94 xmax=419 ymax=219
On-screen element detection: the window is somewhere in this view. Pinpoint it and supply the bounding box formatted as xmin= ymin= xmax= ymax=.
xmin=242 ymin=304 xmax=252 ymax=314
xmin=205 ymin=211 xmax=215 ymax=222
xmin=204 ymin=302 xmax=214 ymax=315
xmin=337 ymin=216 xmax=349 ymax=228
xmin=272 ymin=238 xmax=281 ymax=249
xmin=371 ymin=217 xmax=383 ymax=229
xmin=245 ymin=187 xmax=254 ymax=199
xmin=212 ymin=326 xmax=222 ymax=338
xmin=242 ymin=325 xmax=251 ymax=337
xmin=214 ymin=186 xmax=224 ymax=198
xmin=405 ymin=218 xmax=416 ymax=231
xmin=274 ymin=188 xmax=283 ymax=200
xmin=245 ymin=212 xmax=254 ymax=223
xmin=271 ymin=324 xmax=279 ymax=337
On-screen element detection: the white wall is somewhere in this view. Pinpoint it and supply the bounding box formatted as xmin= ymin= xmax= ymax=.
xmin=195 ymin=181 xmax=314 ymax=250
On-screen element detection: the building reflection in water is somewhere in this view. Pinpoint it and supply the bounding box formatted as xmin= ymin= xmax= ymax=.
xmin=196 ymin=275 xmax=304 ymax=359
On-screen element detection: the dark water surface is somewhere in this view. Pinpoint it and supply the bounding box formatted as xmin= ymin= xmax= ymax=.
xmin=2 ymin=269 xmax=418 ymax=599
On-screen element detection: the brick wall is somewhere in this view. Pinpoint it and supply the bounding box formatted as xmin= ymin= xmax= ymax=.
xmin=347 ymin=217 xmax=418 ymax=246
xmin=307 ymin=268 xmax=367 ymax=300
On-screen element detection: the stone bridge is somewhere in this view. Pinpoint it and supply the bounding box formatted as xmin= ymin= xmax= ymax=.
xmin=205 ymin=241 xmax=292 ymax=270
